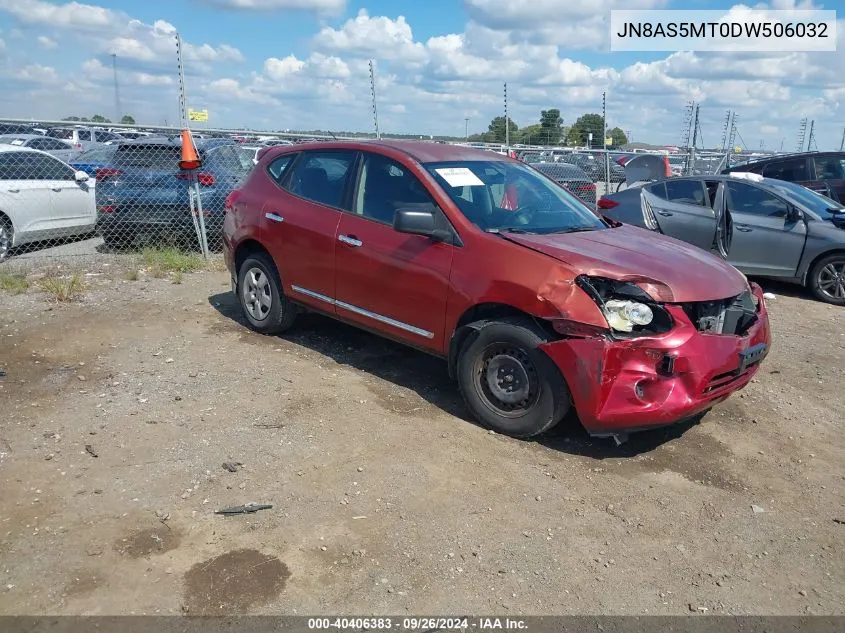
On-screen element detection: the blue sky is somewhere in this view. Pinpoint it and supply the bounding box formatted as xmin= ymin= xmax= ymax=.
xmin=0 ymin=0 xmax=842 ymax=148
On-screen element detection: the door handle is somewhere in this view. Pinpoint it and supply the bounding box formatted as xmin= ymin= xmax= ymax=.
xmin=264 ymin=212 xmax=284 ymax=223
xmin=51 ymin=188 xmax=62 ymax=192
xmin=338 ymin=234 xmax=362 ymax=247
xmin=8 ymin=189 xmax=19 ymax=193
xmin=656 ymin=211 xmax=673 ymax=216
xmin=736 ymin=225 xmax=752 ymax=232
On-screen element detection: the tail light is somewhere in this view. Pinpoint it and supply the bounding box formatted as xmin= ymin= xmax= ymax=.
xmin=579 ymin=182 xmax=597 ymax=191
xmin=663 ymin=156 xmax=671 ymax=177
xmin=224 ymin=190 xmax=242 ymax=213
xmin=177 ymin=172 xmax=216 ymax=187
xmin=98 ymin=205 xmax=116 ymax=213
xmin=597 ymin=197 xmax=619 ymax=209
xmin=95 ymin=168 xmax=123 ymax=182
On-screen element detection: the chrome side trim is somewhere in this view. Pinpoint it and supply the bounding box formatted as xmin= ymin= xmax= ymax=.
xmin=265 ymin=213 xmax=284 ymax=223
xmin=335 ymin=300 xmax=434 ymax=339
xmin=291 ymin=285 xmax=334 ymax=305
xmin=290 ymin=285 xmax=435 ymax=339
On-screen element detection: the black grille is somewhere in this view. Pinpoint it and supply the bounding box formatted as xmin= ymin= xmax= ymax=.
xmin=681 ymin=291 xmax=758 ymax=335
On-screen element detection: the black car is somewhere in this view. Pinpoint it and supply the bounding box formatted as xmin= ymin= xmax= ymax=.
xmin=560 ymin=153 xmax=626 ymax=182
xmin=532 ymin=161 xmax=597 ymax=207
xmin=722 ymin=151 xmax=845 ymax=203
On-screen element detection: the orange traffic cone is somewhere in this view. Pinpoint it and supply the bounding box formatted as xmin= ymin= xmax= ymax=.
xmin=179 ymin=129 xmax=201 ymax=170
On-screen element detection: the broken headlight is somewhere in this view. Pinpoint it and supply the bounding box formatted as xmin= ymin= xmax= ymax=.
xmin=575 ymin=275 xmax=672 ymax=335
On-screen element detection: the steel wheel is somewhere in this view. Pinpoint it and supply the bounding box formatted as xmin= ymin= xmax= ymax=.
xmin=816 ymin=260 xmax=845 ymax=301
xmin=0 ymin=220 xmax=11 ymax=261
xmin=241 ymin=266 xmax=272 ymax=321
xmin=472 ymin=343 xmax=541 ymax=419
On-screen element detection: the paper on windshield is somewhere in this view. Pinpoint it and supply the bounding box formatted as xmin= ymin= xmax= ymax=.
xmin=435 ymin=167 xmax=484 ymax=188
xmin=10 ymin=140 xmax=24 ymax=146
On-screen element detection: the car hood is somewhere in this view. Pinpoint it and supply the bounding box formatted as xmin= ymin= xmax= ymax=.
xmin=504 ymin=224 xmax=748 ymax=303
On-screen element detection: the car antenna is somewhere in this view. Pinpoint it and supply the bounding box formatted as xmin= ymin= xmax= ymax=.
xmin=328 ymin=131 xmax=338 ymax=140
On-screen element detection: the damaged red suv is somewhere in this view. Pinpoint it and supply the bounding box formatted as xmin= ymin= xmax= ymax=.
xmin=223 ymin=141 xmax=770 ymax=443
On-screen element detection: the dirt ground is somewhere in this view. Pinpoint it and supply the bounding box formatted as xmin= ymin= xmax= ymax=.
xmin=0 ymin=262 xmax=843 ymax=616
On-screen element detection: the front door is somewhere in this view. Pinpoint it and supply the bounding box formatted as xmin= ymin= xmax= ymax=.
xmin=334 ymin=152 xmax=454 ymax=352
xmin=39 ymin=154 xmax=95 ymax=230
xmin=724 ymin=180 xmax=806 ymax=277
xmin=261 ymin=149 xmax=358 ymax=313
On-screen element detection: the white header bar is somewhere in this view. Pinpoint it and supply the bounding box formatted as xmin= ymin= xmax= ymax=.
xmin=610 ymin=9 xmax=837 ymax=52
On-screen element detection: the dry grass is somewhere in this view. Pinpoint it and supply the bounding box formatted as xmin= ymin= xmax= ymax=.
xmin=0 ymin=269 xmax=29 ymax=294
xmin=38 ymin=273 xmax=86 ymax=302
xmin=123 ymin=269 xmax=139 ymax=281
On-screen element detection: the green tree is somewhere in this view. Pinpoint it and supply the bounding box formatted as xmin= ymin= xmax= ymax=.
xmin=90 ymin=114 xmax=111 ymax=123
xmin=516 ymin=124 xmax=543 ymax=145
xmin=566 ymin=113 xmax=605 ymax=147
xmin=608 ymin=127 xmax=628 ymax=147
xmin=120 ymin=114 xmax=136 ymax=125
xmin=487 ymin=116 xmax=518 ymax=143
xmin=62 ymin=116 xmax=81 ymax=121
xmin=539 ymin=108 xmax=563 ymax=144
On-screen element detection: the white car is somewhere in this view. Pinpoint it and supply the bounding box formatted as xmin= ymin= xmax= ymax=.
xmin=0 ymin=147 xmax=96 ymax=261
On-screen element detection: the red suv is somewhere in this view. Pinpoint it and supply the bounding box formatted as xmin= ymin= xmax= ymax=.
xmin=223 ymin=141 xmax=771 ymax=443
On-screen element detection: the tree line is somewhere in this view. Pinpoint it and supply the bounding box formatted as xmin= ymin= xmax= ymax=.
xmin=62 ymin=114 xmax=136 ymax=125
xmin=469 ymin=109 xmax=629 ymax=148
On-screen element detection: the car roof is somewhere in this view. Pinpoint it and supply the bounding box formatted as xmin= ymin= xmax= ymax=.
xmin=0 ymin=145 xmax=44 ymax=154
xmin=533 ymin=162 xmax=591 ymax=179
xmin=112 ymin=137 xmax=234 ymax=151
xmin=0 ymin=133 xmax=44 ymax=141
xmin=265 ymin=139 xmax=512 ymax=164
xmin=724 ymin=151 xmax=844 ymax=170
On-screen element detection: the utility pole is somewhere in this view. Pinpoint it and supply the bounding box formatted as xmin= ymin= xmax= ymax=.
xmin=504 ymin=82 xmax=509 ymax=151
xmin=111 ymin=53 xmax=121 ymax=124
xmin=690 ymin=103 xmax=700 ymax=174
xmin=806 ymin=120 xmax=816 ymax=151
xmin=369 ymin=60 xmax=380 ymax=139
xmin=602 ymin=91 xmax=609 ymax=196
xmin=840 ymin=127 xmax=845 ymax=151
xmin=465 ymin=117 xmax=469 ymax=141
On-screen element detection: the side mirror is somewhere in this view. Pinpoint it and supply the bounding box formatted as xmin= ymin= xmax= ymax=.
xmin=786 ymin=205 xmax=802 ymax=222
xmin=74 ymin=170 xmax=90 ymax=183
xmin=393 ymin=205 xmax=450 ymax=242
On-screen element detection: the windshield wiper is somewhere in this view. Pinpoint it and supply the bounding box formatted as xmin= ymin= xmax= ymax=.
xmin=540 ymin=226 xmax=601 ymax=234
xmin=486 ymin=227 xmax=537 ymax=234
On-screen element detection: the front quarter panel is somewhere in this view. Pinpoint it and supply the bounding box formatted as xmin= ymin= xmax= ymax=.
xmin=797 ymin=218 xmax=845 ymax=283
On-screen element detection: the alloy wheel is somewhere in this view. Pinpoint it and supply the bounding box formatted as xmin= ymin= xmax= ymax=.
xmin=817 ymin=260 xmax=845 ymax=301
xmin=473 ymin=343 xmax=541 ymax=419
xmin=242 ymin=266 xmax=273 ymax=321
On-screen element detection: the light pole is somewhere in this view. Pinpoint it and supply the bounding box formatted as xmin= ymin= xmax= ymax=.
xmin=465 ymin=117 xmax=469 ymax=141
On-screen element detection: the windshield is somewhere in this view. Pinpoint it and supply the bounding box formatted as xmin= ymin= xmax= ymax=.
xmin=426 ymin=160 xmax=607 ymax=234
xmin=768 ymin=180 xmax=845 ymax=216
xmin=75 ymin=146 xmax=116 ymax=163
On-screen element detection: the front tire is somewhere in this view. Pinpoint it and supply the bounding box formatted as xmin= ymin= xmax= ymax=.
xmin=0 ymin=215 xmax=12 ymax=262
xmin=237 ymin=252 xmax=297 ymax=334
xmin=456 ymin=318 xmax=571 ymax=438
xmin=808 ymin=253 xmax=845 ymax=306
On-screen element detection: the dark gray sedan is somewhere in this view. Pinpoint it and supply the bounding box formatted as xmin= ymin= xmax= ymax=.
xmin=598 ymin=173 xmax=845 ymax=305
xmin=531 ymin=161 xmax=597 ymax=207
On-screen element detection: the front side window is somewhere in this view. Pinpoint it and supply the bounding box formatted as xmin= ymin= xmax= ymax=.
xmin=353 ymin=153 xmax=433 ymax=224
xmin=76 ymin=130 xmax=93 ymax=142
xmin=426 ymin=160 xmax=607 ymax=234
xmin=813 ymin=156 xmax=845 ymax=181
xmin=286 ymin=151 xmax=356 ymax=209
xmin=727 ymin=182 xmax=789 ymax=217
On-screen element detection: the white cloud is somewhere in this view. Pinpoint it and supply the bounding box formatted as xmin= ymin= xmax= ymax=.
xmin=36 ymin=35 xmax=58 ymax=49
xmin=13 ymin=63 xmax=59 ymax=84
xmin=199 ymin=0 xmax=345 ymax=14
xmin=264 ymin=55 xmax=306 ymax=79
xmin=314 ymin=9 xmax=427 ymax=63
xmin=0 ymin=0 xmax=121 ymax=31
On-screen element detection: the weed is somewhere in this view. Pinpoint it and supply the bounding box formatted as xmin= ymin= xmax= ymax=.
xmin=0 ymin=269 xmax=29 ymax=294
xmin=38 ymin=273 xmax=86 ymax=302
xmin=141 ymin=247 xmax=206 ymax=275
xmin=124 ymin=269 xmax=139 ymax=281
xmin=171 ymin=270 xmax=183 ymax=284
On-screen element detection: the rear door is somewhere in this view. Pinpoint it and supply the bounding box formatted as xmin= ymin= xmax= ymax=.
xmin=724 ymin=180 xmax=806 ymax=276
xmin=640 ymin=178 xmax=717 ymax=250
xmin=0 ymin=151 xmax=53 ymax=245
xmin=37 ymin=153 xmax=95 ymax=231
xmin=262 ymin=150 xmax=358 ymax=313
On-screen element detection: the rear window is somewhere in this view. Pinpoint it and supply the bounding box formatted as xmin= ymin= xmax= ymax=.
xmin=761 ymin=158 xmax=809 ymax=181
xmin=48 ymin=128 xmax=74 ymax=140
xmin=114 ymin=145 xmax=182 ymax=169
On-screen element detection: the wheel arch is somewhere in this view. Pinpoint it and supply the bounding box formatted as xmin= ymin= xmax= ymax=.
xmin=802 ymin=248 xmax=845 ymax=286
xmin=234 ymin=238 xmax=273 ymax=276
xmin=446 ymin=302 xmax=557 ymax=380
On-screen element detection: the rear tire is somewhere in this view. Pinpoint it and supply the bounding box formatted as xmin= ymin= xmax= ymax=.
xmin=237 ymin=252 xmax=297 ymax=334
xmin=808 ymin=253 xmax=845 ymax=306
xmin=0 ymin=214 xmax=12 ymax=262
xmin=456 ymin=317 xmax=571 ymax=438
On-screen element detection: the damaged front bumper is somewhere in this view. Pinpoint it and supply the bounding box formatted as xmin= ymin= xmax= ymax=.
xmin=540 ymin=283 xmax=771 ymax=436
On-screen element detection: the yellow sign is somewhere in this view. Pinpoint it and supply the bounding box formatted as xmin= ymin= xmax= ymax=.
xmin=734 ymin=145 xmax=742 ymax=154
xmin=188 ymin=109 xmax=209 ymax=122
xmin=605 ymin=137 xmax=613 ymax=146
